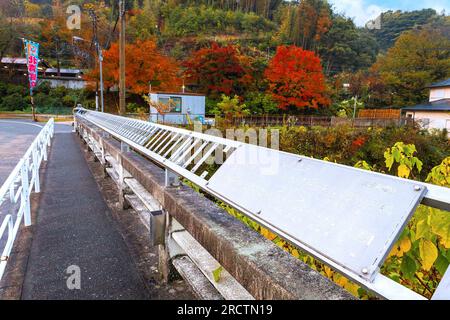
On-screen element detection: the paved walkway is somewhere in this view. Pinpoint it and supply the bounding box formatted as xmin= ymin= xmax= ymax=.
xmin=21 ymin=132 xmax=150 ymax=299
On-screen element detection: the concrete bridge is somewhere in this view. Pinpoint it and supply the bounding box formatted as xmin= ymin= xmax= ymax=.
xmin=0 ymin=113 xmax=449 ymax=301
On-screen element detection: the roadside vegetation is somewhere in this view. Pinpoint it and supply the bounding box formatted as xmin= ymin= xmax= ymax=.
xmin=0 ymin=81 xmax=92 ymax=115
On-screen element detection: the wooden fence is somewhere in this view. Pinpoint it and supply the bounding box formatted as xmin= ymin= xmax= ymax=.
xmin=230 ymin=115 xmax=411 ymax=128
xmin=358 ymin=109 xmax=401 ymax=119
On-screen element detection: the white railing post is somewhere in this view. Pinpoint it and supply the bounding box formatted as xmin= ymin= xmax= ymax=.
xmin=0 ymin=215 xmax=13 ymax=279
xmin=43 ymin=139 xmax=48 ymax=162
xmin=9 ymin=184 xmax=14 ymax=203
xmin=45 ymin=124 xmax=53 ymax=147
xmin=21 ymin=161 xmax=31 ymax=226
xmin=32 ymin=146 xmax=40 ymax=193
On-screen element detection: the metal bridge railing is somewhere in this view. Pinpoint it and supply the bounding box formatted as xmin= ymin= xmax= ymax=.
xmin=74 ymin=108 xmax=450 ymax=300
xmin=0 ymin=119 xmax=54 ymax=280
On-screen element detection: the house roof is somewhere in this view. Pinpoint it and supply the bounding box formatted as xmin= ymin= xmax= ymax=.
xmin=402 ymin=99 xmax=450 ymax=112
xmin=45 ymin=68 xmax=82 ymax=74
xmin=428 ymin=78 xmax=450 ymax=89
xmin=1 ymin=57 xmax=51 ymax=68
xmin=150 ymin=91 xmax=205 ymax=97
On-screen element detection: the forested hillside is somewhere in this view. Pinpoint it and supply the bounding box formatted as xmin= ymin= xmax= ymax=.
xmin=369 ymin=9 xmax=447 ymax=51
xmin=0 ymin=0 xmax=449 ymax=114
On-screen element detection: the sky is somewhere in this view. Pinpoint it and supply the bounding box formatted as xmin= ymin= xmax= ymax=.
xmin=327 ymin=0 xmax=449 ymax=26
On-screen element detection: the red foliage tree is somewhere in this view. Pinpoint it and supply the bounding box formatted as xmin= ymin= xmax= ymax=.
xmin=89 ymin=39 xmax=181 ymax=94
xmin=183 ymin=42 xmax=253 ymax=98
xmin=265 ymin=45 xmax=330 ymax=110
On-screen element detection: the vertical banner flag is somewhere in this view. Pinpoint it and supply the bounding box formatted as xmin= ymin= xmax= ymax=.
xmin=24 ymin=39 xmax=40 ymax=93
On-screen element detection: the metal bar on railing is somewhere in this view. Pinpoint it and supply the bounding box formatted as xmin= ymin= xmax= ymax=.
xmin=0 ymin=118 xmax=54 ymax=280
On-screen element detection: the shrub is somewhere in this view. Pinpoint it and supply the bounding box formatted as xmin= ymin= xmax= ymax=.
xmin=278 ymin=125 xmax=449 ymax=180
xmin=0 ymin=81 xmax=93 ymax=115
xmin=0 ymin=93 xmax=29 ymax=111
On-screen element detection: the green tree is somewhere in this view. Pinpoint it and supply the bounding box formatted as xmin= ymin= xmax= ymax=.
xmin=374 ymin=27 xmax=450 ymax=106
xmin=318 ymin=15 xmax=379 ymax=74
xmin=369 ymin=9 xmax=443 ymax=51
xmin=128 ymin=0 xmax=161 ymax=40
xmin=334 ymin=97 xmax=364 ymax=118
xmin=213 ymin=94 xmax=250 ymax=120
xmin=244 ymin=92 xmax=278 ymax=115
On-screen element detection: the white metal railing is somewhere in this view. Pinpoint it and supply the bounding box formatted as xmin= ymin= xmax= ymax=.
xmin=75 ymin=108 xmax=450 ymax=300
xmin=0 ymin=119 xmax=54 ymax=280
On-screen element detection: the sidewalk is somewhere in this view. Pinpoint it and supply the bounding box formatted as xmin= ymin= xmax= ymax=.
xmin=21 ymin=132 xmax=150 ymax=299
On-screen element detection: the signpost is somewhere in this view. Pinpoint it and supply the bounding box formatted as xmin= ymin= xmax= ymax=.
xmin=23 ymin=39 xmax=40 ymax=122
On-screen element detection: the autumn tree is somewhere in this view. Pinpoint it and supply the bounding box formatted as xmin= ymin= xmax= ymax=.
xmin=0 ymin=1 xmax=25 ymax=61
xmin=127 ymin=0 xmax=162 ymax=41
xmin=373 ymin=27 xmax=450 ymax=106
xmin=265 ymin=45 xmax=330 ymax=111
xmin=277 ymin=0 xmax=332 ymax=51
xmin=39 ymin=1 xmax=74 ymax=76
xmin=97 ymin=39 xmax=181 ymax=94
xmin=331 ymin=70 xmax=392 ymax=109
xmin=183 ymin=42 xmax=253 ymax=98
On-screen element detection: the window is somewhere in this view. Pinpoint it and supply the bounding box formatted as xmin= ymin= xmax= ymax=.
xmin=159 ymin=96 xmax=182 ymax=113
xmin=430 ymin=89 xmax=445 ymax=100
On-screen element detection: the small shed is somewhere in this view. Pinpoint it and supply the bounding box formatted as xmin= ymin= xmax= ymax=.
xmin=148 ymin=91 xmax=205 ymax=125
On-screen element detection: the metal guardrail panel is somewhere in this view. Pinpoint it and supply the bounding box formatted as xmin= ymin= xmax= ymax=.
xmin=207 ymin=145 xmax=426 ymax=281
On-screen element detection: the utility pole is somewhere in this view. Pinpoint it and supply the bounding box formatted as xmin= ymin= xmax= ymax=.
xmin=87 ymin=10 xmax=105 ymax=113
xmin=119 ymin=0 xmax=126 ymax=115
xmin=353 ymin=95 xmax=358 ymax=120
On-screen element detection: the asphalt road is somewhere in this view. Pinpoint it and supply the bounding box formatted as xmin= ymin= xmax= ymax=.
xmin=0 ymin=120 xmax=73 ymax=185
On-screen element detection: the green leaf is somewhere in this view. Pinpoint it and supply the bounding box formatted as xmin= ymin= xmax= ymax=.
xmin=385 ymin=154 xmax=394 ymax=170
xmin=403 ymin=158 xmax=412 ymax=169
xmin=444 ymin=249 xmax=450 ymax=262
xmin=430 ymin=210 xmax=450 ymax=249
xmin=415 ymin=218 xmax=431 ymax=241
xmin=419 ymin=238 xmax=438 ymax=271
xmin=435 ymin=254 xmax=449 ymax=275
xmin=414 ymin=158 xmax=423 ymax=172
xmin=401 ymin=254 xmax=418 ymax=280
xmin=212 ymin=266 xmax=223 ymax=283
xmin=393 ymin=148 xmax=401 ymax=162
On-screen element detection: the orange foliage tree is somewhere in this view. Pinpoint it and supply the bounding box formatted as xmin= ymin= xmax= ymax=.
xmin=94 ymin=39 xmax=181 ymax=94
xmin=183 ymin=42 xmax=253 ymax=98
xmin=265 ymin=45 xmax=330 ymax=110
xmin=39 ymin=3 xmax=75 ymax=75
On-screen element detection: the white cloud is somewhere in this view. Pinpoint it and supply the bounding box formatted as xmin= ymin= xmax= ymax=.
xmin=329 ymin=0 xmax=388 ymax=26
